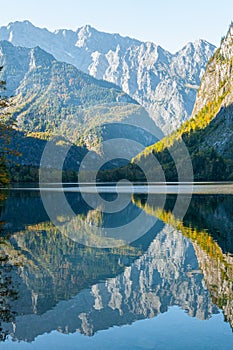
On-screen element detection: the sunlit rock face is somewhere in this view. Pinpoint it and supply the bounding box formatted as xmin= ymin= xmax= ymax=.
xmin=189 ymin=24 xmax=233 ymax=159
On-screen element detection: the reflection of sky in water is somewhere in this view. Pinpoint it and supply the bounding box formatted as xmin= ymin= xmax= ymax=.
xmin=2 ymin=309 xmax=233 ymax=350
xmin=11 ymin=183 xmax=233 ymax=194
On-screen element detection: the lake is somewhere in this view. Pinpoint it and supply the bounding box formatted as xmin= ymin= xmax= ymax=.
xmin=0 ymin=184 xmax=233 ymax=349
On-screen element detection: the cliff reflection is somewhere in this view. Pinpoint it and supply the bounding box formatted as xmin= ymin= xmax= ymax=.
xmin=134 ymin=194 xmax=233 ymax=328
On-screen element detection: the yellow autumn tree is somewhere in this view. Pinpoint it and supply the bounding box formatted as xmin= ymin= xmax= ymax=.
xmin=0 ymin=66 xmax=17 ymax=187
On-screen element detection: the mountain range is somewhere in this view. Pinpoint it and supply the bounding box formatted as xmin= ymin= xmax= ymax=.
xmin=0 ymin=20 xmax=215 ymax=134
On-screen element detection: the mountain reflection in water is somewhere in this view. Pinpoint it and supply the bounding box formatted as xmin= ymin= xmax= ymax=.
xmin=0 ymin=188 xmax=232 ymax=344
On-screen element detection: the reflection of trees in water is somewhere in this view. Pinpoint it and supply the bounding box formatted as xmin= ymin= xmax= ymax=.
xmin=0 ymin=191 xmax=7 ymax=204
xmin=134 ymin=195 xmax=233 ymax=329
xmin=0 ymin=189 xmax=8 ymax=230
xmin=0 ymin=254 xmax=17 ymax=341
xmin=1 ymin=190 xmax=14 ymax=341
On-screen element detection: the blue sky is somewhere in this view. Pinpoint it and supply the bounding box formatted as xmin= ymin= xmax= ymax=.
xmin=0 ymin=0 xmax=232 ymax=52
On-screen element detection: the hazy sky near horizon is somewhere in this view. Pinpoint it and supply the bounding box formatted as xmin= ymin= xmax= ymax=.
xmin=0 ymin=0 xmax=232 ymax=52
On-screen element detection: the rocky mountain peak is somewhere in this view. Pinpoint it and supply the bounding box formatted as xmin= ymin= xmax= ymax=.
xmin=29 ymin=46 xmax=55 ymax=69
xmin=75 ymin=24 xmax=140 ymax=54
xmin=192 ymin=23 xmax=233 ymax=116
xmin=76 ymin=24 xmax=95 ymax=46
xmin=220 ymin=23 xmax=233 ymax=60
xmin=7 ymin=19 xmax=34 ymax=31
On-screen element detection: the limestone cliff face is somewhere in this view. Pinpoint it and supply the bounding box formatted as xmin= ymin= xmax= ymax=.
xmin=191 ymin=24 xmax=233 ymax=159
xmin=193 ymin=25 xmax=233 ymax=115
xmin=88 ymin=39 xmax=214 ymax=134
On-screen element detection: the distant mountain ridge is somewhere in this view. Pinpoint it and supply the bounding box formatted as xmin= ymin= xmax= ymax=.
xmin=0 ymin=20 xmax=216 ymax=134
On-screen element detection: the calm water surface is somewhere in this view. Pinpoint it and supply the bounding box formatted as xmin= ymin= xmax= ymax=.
xmin=0 ymin=185 xmax=233 ymax=349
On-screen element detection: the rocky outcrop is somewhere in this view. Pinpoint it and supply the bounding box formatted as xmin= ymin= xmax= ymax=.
xmin=192 ymin=25 xmax=233 ymax=115
xmin=190 ymin=24 xmax=233 ymax=160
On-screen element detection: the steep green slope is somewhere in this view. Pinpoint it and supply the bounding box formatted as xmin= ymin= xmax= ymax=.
xmin=131 ymin=23 xmax=233 ymax=181
xmin=0 ymin=41 xmax=159 ymax=148
xmin=0 ymin=41 xmax=140 ymax=140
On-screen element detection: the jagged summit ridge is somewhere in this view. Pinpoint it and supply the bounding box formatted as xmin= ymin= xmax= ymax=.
xmin=220 ymin=23 xmax=233 ymax=60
